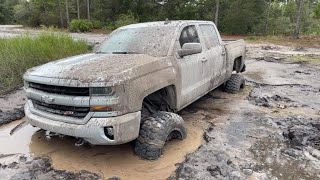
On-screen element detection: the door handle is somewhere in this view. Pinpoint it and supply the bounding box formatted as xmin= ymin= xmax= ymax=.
xmin=221 ymin=51 xmax=226 ymax=56
xmin=201 ymin=57 xmax=208 ymax=62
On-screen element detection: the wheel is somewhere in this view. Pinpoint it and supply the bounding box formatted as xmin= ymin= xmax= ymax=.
xmin=224 ymin=74 xmax=245 ymax=93
xmin=134 ymin=111 xmax=187 ymax=160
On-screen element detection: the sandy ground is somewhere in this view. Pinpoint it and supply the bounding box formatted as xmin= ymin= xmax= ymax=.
xmin=0 ymin=27 xmax=320 ymax=180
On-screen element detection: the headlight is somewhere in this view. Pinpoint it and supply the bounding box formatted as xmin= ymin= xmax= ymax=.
xmin=90 ymin=87 xmax=115 ymax=96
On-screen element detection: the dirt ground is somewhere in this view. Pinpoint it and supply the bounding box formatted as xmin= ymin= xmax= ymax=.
xmin=1 ymin=27 xmax=320 ymax=179
xmin=0 ymin=25 xmax=106 ymax=46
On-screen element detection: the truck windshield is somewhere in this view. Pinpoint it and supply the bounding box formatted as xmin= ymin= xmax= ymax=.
xmin=96 ymin=26 xmax=175 ymax=57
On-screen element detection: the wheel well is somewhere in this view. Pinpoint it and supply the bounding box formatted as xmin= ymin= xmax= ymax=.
xmin=233 ymin=56 xmax=243 ymax=73
xmin=167 ymin=130 xmax=183 ymax=141
xmin=141 ymin=85 xmax=177 ymax=118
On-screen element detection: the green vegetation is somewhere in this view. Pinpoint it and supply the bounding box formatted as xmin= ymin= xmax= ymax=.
xmin=291 ymin=55 xmax=320 ymax=64
xmin=69 ymin=19 xmax=93 ymax=32
xmin=0 ymin=0 xmax=319 ymax=36
xmin=0 ymin=33 xmax=88 ymax=93
xmin=246 ymin=35 xmax=320 ymax=48
xmin=114 ymin=12 xmax=138 ymax=29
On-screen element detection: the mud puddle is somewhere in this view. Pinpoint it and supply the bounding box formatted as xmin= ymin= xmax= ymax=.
xmin=0 ymin=88 xmax=240 ymax=179
xmin=0 ymin=111 xmax=208 ymax=179
xmin=0 ymin=119 xmax=38 ymax=155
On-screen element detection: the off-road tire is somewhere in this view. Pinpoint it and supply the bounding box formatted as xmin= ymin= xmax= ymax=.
xmin=224 ymin=74 xmax=245 ymax=94
xmin=134 ymin=111 xmax=187 ymax=160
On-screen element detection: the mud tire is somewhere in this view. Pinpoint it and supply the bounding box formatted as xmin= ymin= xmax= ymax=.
xmin=134 ymin=111 xmax=187 ymax=160
xmin=224 ymin=74 xmax=245 ymax=94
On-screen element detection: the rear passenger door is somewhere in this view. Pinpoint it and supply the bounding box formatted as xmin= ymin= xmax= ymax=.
xmin=199 ymin=24 xmax=226 ymax=88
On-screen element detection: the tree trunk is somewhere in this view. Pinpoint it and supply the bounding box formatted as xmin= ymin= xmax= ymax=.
xmin=214 ymin=0 xmax=220 ymax=27
xmin=264 ymin=0 xmax=272 ymax=35
xmin=58 ymin=0 xmax=64 ymax=27
xmin=87 ymin=0 xmax=90 ymax=20
xmin=293 ymin=0 xmax=304 ymax=39
xmin=43 ymin=1 xmax=48 ymax=25
xmin=65 ymin=0 xmax=70 ymax=26
xmin=77 ymin=0 xmax=80 ymax=19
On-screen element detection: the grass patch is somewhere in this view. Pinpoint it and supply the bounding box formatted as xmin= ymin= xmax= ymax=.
xmin=290 ymin=55 xmax=320 ymax=64
xmin=0 ymin=33 xmax=89 ymax=94
xmin=245 ymin=35 xmax=320 ymax=48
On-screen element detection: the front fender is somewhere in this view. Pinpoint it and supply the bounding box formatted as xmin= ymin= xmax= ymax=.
xmin=125 ymin=67 xmax=177 ymax=112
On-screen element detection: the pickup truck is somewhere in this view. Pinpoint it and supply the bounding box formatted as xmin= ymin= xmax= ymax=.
xmin=24 ymin=20 xmax=246 ymax=160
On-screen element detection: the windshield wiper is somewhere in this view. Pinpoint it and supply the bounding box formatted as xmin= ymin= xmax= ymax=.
xmin=95 ymin=51 xmax=108 ymax=54
xmin=112 ymin=52 xmax=140 ymax=54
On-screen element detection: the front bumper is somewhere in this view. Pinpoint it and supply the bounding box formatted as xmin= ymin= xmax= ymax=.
xmin=25 ymin=102 xmax=141 ymax=145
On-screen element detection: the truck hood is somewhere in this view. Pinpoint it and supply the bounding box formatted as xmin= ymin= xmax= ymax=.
xmin=24 ymin=53 xmax=172 ymax=86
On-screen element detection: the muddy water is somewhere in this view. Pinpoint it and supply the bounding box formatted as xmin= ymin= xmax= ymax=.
xmin=0 ymin=114 xmax=207 ymax=179
xmin=0 ymin=88 xmax=239 ymax=179
xmin=0 ymin=119 xmax=38 ymax=154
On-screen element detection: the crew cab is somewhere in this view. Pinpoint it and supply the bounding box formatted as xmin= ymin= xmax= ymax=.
xmin=24 ymin=20 xmax=246 ymax=160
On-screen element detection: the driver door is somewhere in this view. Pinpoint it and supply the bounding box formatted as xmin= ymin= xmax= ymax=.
xmin=176 ymin=25 xmax=207 ymax=108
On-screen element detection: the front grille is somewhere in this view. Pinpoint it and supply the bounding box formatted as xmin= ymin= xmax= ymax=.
xmin=32 ymin=100 xmax=90 ymax=118
xmin=29 ymin=82 xmax=89 ymax=96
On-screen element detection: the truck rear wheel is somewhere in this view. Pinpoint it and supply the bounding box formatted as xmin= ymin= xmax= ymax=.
xmin=134 ymin=111 xmax=187 ymax=160
xmin=224 ymin=74 xmax=245 ymax=93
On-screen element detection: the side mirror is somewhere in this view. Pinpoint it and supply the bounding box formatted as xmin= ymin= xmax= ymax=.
xmin=178 ymin=43 xmax=202 ymax=57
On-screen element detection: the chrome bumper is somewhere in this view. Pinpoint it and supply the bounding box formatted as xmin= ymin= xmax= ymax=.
xmin=25 ymin=102 xmax=141 ymax=145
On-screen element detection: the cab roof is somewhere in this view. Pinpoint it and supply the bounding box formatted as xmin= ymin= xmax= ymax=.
xmin=119 ymin=20 xmax=214 ymax=29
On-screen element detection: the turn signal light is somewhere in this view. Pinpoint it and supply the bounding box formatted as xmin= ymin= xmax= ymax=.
xmin=90 ymin=106 xmax=114 ymax=112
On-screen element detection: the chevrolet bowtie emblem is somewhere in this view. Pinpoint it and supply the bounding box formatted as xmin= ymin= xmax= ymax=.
xmin=41 ymin=95 xmax=55 ymax=104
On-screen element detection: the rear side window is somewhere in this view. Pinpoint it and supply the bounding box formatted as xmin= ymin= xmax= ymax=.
xmin=179 ymin=25 xmax=200 ymax=47
xmin=199 ymin=24 xmax=220 ymax=49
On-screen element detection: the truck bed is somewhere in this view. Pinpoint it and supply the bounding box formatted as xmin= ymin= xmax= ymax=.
xmin=223 ymin=39 xmax=246 ymax=74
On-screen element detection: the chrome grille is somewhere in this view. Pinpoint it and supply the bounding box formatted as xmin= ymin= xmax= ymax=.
xmin=29 ymin=82 xmax=89 ymax=96
xmin=32 ymin=100 xmax=89 ymax=118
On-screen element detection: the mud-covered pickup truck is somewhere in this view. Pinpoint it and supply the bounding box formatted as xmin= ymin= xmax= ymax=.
xmin=24 ymin=21 xmax=246 ymax=160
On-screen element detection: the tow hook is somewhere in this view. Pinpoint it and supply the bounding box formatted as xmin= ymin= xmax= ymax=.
xmin=45 ymin=130 xmax=64 ymax=140
xmin=45 ymin=130 xmax=55 ymax=140
xmin=75 ymin=138 xmax=85 ymax=146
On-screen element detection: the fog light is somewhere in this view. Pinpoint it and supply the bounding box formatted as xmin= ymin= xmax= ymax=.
xmin=104 ymin=126 xmax=114 ymax=140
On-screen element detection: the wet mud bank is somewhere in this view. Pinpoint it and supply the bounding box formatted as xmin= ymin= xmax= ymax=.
xmin=172 ymin=44 xmax=320 ymax=180
xmin=0 ymin=155 xmax=100 ymax=180
xmin=0 ymin=89 xmax=26 ymax=126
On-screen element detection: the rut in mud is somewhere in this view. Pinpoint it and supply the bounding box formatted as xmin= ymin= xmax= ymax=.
xmin=171 ymin=44 xmax=320 ymax=180
xmin=1 ymin=43 xmax=320 ymax=180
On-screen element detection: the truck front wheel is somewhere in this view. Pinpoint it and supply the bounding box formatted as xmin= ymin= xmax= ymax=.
xmin=134 ymin=111 xmax=187 ymax=160
xmin=224 ymin=74 xmax=245 ymax=93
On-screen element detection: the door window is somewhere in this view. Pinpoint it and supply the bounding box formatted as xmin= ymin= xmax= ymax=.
xmin=199 ymin=24 xmax=220 ymax=49
xmin=179 ymin=25 xmax=200 ymax=47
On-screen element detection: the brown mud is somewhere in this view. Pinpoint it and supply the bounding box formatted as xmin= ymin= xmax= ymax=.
xmin=171 ymin=44 xmax=320 ymax=180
